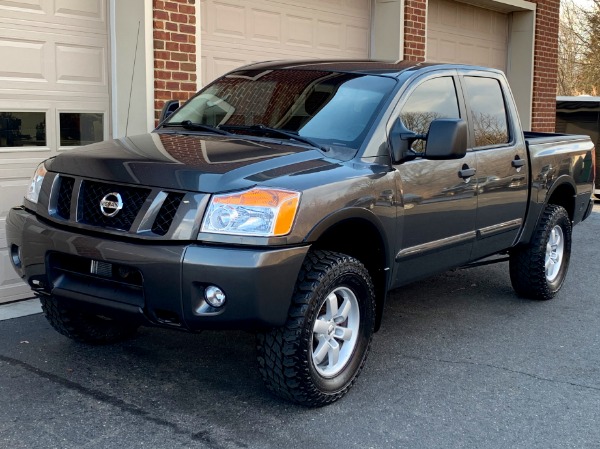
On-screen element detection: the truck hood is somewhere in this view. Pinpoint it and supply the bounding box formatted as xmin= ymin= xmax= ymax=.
xmin=46 ymin=132 xmax=333 ymax=193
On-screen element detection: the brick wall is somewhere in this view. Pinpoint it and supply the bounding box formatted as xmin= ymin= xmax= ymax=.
xmin=153 ymin=0 xmax=197 ymax=123
xmin=401 ymin=0 xmax=559 ymax=132
xmin=530 ymin=0 xmax=560 ymax=132
xmin=403 ymin=0 xmax=427 ymax=62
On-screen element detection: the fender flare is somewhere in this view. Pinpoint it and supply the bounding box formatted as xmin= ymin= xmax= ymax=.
xmin=543 ymin=175 xmax=577 ymax=206
xmin=303 ymin=207 xmax=393 ymax=332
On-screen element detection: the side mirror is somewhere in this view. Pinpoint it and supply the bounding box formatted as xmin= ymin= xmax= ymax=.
xmin=424 ymin=119 xmax=467 ymax=160
xmin=158 ymin=100 xmax=180 ymax=123
xmin=389 ymin=119 xmax=424 ymax=163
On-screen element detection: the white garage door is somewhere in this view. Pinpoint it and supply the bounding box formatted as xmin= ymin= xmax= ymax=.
xmin=427 ymin=0 xmax=508 ymax=72
xmin=200 ymin=0 xmax=371 ymax=84
xmin=0 ymin=0 xmax=110 ymax=303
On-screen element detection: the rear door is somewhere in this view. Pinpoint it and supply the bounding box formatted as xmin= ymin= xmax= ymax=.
xmin=459 ymin=72 xmax=529 ymax=260
xmin=391 ymin=71 xmax=478 ymax=286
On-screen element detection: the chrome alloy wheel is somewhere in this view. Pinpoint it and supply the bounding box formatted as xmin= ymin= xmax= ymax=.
xmin=312 ymin=286 xmax=360 ymax=377
xmin=545 ymin=225 xmax=564 ymax=282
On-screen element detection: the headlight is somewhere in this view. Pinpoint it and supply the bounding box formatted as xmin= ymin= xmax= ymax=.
xmin=25 ymin=162 xmax=47 ymax=204
xmin=201 ymin=188 xmax=301 ymax=237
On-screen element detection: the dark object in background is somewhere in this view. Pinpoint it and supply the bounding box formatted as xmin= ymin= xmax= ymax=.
xmin=557 ymin=96 xmax=600 ymax=199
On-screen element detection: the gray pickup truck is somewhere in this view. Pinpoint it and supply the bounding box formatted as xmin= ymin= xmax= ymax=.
xmin=6 ymin=61 xmax=595 ymax=406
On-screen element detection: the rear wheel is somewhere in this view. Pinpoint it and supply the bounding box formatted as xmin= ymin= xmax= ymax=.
xmin=40 ymin=296 xmax=139 ymax=344
xmin=509 ymin=204 xmax=572 ymax=300
xmin=256 ymin=250 xmax=375 ymax=406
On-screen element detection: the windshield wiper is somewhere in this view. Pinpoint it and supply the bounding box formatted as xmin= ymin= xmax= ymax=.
xmin=162 ymin=120 xmax=231 ymax=136
xmin=219 ymin=124 xmax=329 ymax=152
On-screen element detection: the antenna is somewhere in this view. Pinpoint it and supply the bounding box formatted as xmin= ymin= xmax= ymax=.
xmin=125 ymin=21 xmax=141 ymax=136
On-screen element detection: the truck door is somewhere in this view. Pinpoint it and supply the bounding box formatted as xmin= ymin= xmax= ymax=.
xmin=460 ymin=74 xmax=529 ymax=260
xmin=391 ymin=74 xmax=477 ymax=286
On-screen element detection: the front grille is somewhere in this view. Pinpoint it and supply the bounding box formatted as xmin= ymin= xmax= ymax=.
xmin=56 ymin=176 xmax=75 ymax=219
xmin=152 ymin=192 xmax=184 ymax=236
xmin=78 ymin=181 xmax=150 ymax=231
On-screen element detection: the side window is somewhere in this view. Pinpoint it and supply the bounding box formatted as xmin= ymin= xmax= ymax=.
xmin=464 ymin=77 xmax=509 ymax=147
xmin=400 ymin=77 xmax=460 ymax=152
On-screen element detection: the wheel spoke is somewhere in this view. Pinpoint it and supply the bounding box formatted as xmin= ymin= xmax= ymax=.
xmin=313 ymin=318 xmax=330 ymax=335
xmin=552 ymin=228 xmax=561 ymax=246
xmin=313 ymin=337 xmax=329 ymax=365
xmin=327 ymin=339 xmax=340 ymax=368
xmin=334 ymin=297 xmax=352 ymax=323
xmin=325 ymin=292 xmax=338 ymax=319
xmin=549 ymin=229 xmax=556 ymax=246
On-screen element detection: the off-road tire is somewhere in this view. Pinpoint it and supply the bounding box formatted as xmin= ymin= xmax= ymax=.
xmin=256 ymin=250 xmax=376 ymax=407
xmin=509 ymin=204 xmax=572 ymax=300
xmin=40 ymin=296 xmax=139 ymax=344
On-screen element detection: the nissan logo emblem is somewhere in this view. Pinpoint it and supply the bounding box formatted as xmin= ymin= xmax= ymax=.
xmin=100 ymin=192 xmax=123 ymax=217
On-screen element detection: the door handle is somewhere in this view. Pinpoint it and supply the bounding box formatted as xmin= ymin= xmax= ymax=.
xmin=512 ymin=158 xmax=525 ymax=168
xmin=458 ymin=167 xmax=476 ymax=179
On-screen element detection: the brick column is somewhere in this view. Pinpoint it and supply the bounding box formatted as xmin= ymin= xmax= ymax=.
xmin=530 ymin=0 xmax=560 ymax=132
xmin=153 ymin=0 xmax=198 ymax=123
xmin=403 ymin=0 xmax=427 ymax=62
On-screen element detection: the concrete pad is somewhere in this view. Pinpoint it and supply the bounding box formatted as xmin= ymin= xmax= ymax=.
xmin=0 ymin=299 xmax=41 ymax=321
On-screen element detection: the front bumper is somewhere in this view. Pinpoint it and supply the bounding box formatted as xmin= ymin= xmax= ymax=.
xmin=6 ymin=207 xmax=309 ymax=331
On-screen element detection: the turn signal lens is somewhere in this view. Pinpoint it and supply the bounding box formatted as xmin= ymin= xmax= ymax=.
xmin=25 ymin=163 xmax=47 ymax=204
xmin=201 ymin=188 xmax=301 ymax=237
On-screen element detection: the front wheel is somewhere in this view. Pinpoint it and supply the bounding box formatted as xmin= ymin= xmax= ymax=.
xmin=256 ymin=250 xmax=375 ymax=406
xmin=41 ymin=296 xmax=139 ymax=344
xmin=509 ymin=204 xmax=572 ymax=300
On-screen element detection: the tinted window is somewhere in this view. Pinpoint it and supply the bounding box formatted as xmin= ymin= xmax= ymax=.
xmin=400 ymin=77 xmax=460 ymax=151
xmin=0 ymin=112 xmax=46 ymax=147
xmin=464 ymin=77 xmax=509 ymax=147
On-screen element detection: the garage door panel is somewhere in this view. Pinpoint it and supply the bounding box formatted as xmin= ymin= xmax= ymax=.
xmin=428 ymin=0 xmax=508 ymax=73
xmin=0 ymin=156 xmax=51 ymax=303
xmin=54 ymin=0 xmax=105 ymax=21
xmin=0 ymin=245 xmax=33 ymax=302
xmin=317 ymin=20 xmax=343 ymax=51
xmin=286 ymin=15 xmax=313 ymax=47
xmin=0 ymin=36 xmax=46 ymax=82
xmin=55 ymin=43 xmax=106 ymax=86
xmin=212 ymin=2 xmax=245 ymax=37
xmin=201 ymin=0 xmax=370 ymax=83
xmin=0 ymin=27 xmax=107 ymax=93
xmin=0 ymin=1 xmax=108 ymax=302
xmin=0 ymin=0 xmax=106 ymax=32
xmin=0 ymin=0 xmax=43 ymax=14
xmin=346 ymin=24 xmax=369 ymax=53
xmin=0 ymin=180 xmax=31 ymax=218
xmin=249 ymin=9 xmax=281 ymax=43
xmin=0 ymin=180 xmax=33 ymax=302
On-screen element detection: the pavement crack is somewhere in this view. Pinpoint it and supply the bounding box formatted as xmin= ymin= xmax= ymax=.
xmin=0 ymin=354 xmax=234 ymax=449
xmin=376 ymin=351 xmax=600 ymax=393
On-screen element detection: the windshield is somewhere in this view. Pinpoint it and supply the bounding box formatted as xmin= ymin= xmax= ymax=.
xmin=165 ymin=69 xmax=396 ymax=151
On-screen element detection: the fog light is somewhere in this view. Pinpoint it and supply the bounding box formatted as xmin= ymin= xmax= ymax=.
xmin=204 ymin=285 xmax=226 ymax=308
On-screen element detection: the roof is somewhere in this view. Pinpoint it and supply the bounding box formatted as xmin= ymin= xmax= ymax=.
xmin=557 ymin=96 xmax=600 ymax=112
xmin=233 ymin=60 xmax=501 ymax=78
xmin=557 ymin=96 xmax=600 ymax=102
